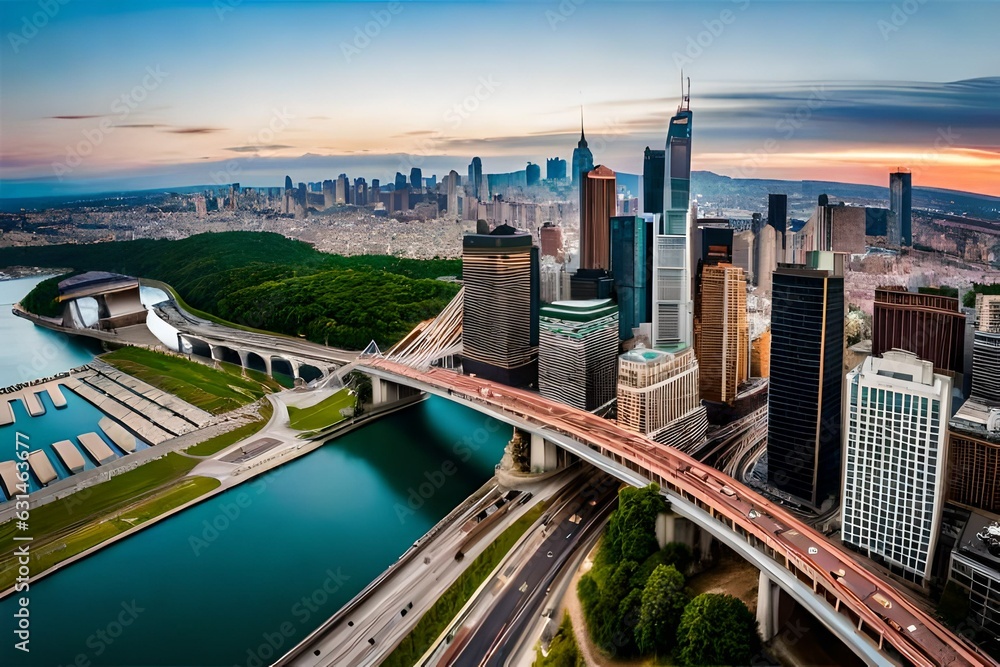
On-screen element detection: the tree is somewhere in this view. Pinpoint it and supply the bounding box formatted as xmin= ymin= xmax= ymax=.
xmin=635 ymin=564 xmax=689 ymax=656
xmin=676 ymin=593 xmax=761 ymax=666
xmin=601 ymin=484 xmax=667 ymax=566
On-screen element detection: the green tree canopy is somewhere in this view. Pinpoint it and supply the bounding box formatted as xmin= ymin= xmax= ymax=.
xmin=636 ymin=564 xmax=689 ymax=656
xmin=676 ymin=593 xmax=761 ymax=667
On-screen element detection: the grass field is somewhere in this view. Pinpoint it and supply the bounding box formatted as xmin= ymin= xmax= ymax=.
xmin=287 ymin=388 xmax=354 ymax=431
xmin=101 ymin=347 xmax=280 ymax=414
xmin=0 ymin=452 xmax=217 ymax=590
xmin=382 ymin=503 xmax=547 ymax=667
xmin=187 ymin=402 xmax=274 ymax=457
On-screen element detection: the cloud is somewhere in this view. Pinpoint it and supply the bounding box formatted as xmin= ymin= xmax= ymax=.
xmin=48 ymin=115 xmax=106 ymax=120
xmin=165 ymin=127 xmax=223 ymax=135
xmin=225 ymin=144 xmax=292 ymax=153
xmin=117 ymin=123 xmax=163 ymax=129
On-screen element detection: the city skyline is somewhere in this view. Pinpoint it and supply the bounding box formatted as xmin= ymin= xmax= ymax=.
xmin=2 ymin=0 xmax=999 ymax=198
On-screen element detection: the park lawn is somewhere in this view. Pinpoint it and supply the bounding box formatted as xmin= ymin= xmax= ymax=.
xmin=287 ymin=388 xmax=354 ymax=431
xmin=187 ymin=402 xmax=274 ymax=457
xmin=382 ymin=502 xmax=547 ymax=667
xmin=0 ymin=474 xmax=218 ymax=590
xmin=101 ymin=346 xmax=278 ymax=414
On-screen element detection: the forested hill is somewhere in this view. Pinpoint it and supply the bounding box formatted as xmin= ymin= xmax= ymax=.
xmin=2 ymin=232 xmax=462 ymax=350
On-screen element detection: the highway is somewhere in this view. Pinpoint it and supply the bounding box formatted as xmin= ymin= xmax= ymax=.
xmin=362 ymin=357 xmax=996 ymax=667
xmin=446 ymin=473 xmax=619 ymax=667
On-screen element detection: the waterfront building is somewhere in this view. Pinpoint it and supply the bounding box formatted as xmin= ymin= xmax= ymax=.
xmin=538 ymin=299 xmax=618 ymax=410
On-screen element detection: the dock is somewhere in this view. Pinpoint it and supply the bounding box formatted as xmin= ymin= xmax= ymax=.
xmin=47 ymin=384 xmax=67 ymax=408
xmin=27 ymin=451 xmax=57 ymax=485
xmin=52 ymin=440 xmax=86 ymax=473
xmin=78 ymin=433 xmax=116 ymax=465
xmin=99 ymin=417 xmax=137 ymax=453
xmin=21 ymin=391 xmax=44 ymax=417
xmin=0 ymin=400 xmax=11 ymax=427
xmin=0 ymin=461 xmax=22 ymax=498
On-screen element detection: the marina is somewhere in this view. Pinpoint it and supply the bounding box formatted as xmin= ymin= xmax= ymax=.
xmin=27 ymin=450 xmax=58 ymax=485
xmin=99 ymin=416 xmax=137 ymax=453
xmin=78 ymin=432 xmax=117 ymax=465
xmin=52 ymin=440 xmax=85 ymax=473
xmin=0 ymin=461 xmax=22 ymax=498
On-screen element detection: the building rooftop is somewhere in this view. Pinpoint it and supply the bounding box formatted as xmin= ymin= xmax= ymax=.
xmin=951 ymin=397 xmax=1000 ymax=443
xmin=955 ymin=508 xmax=1000 ymax=571
xmin=57 ymin=271 xmax=139 ymax=301
xmin=540 ymin=299 xmax=617 ymax=322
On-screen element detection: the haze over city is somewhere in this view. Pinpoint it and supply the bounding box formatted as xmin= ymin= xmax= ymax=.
xmin=2 ymin=0 xmax=999 ymax=198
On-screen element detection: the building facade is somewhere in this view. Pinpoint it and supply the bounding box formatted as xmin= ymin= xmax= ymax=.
xmin=890 ymin=170 xmax=912 ymax=246
xmin=973 ymin=294 xmax=1000 ymax=404
xmin=579 ymin=165 xmax=617 ymax=271
xmin=538 ymin=299 xmax=619 ymax=410
xmin=697 ymin=264 xmax=749 ymax=404
xmin=873 ymin=287 xmax=966 ymax=378
xmin=610 ymin=215 xmax=649 ymax=342
xmin=842 ymin=350 xmax=951 ymax=586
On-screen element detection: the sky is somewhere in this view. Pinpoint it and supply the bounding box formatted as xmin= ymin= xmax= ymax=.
xmin=1 ymin=0 xmax=999 ymax=198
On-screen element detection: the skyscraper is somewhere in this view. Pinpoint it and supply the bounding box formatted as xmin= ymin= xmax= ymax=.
xmin=652 ymin=91 xmax=693 ymax=348
xmin=469 ymin=157 xmax=483 ymax=200
xmin=446 ymin=169 xmax=460 ymax=218
xmin=972 ymin=294 xmax=1000 ymax=404
xmin=394 ymin=172 xmax=407 ymax=191
xmin=697 ymin=264 xmax=749 ymax=404
xmin=642 ymin=146 xmax=665 ymax=216
xmin=610 ymin=215 xmax=649 ymax=342
xmin=767 ymin=253 xmax=845 ymax=509
xmin=571 ymin=108 xmax=594 ymax=185
xmin=284 ymin=175 xmax=293 ymax=192
xmin=539 ymin=222 xmax=564 ymax=263
xmin=462 ymin=224 xmax=539 ymax=387
xmin=873 ymin=287 xmax=965 ymax=378
xmin=336 ymin=174 xmax=348 ymax=204
xmin=890 ymin=170 xmax=912 ymax=246
xmin=322 ymin=179 xmax=334 ymax=209
xmin=842 ymin=350 xmax=951 ymax=586
xmin=526 ymin=162 xmax=541 ymax=188
xmin=767 ymin=193 xmax=787 ymax=239
xmin=538 ymin=299 xmax=619 ymax=410
xmin=410 ymin=167 xmax=422 ymax=190
xmin=579 ymin=165 xmax=616 ymax=271
xmin=546 ymin=157 xmax=567 ymax=181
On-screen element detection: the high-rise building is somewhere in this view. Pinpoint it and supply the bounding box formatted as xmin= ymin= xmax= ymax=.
xmin=322 ymin=179 xmax=334 ymax=208
xmin=336 ymin=174 xmax=348 ymax=204
xmin=461 ymin=224 xmax=539 ymax=387
xmin=539 ymin=222 xmax=563 ymax=263
xmin=873 ymin=287 xmax=965 ymax=378
xmin=579 ymin=165 xmax=616 ymax=271
xmin=526 ymin=162 xmax=541 ymax=187
xmin=447 ymin=170 xmax=460 ymax=218
xmin=642 ymin=146 xmax=665 ymax=216
xmin=948 ymin=510 xmax=1000 ymax=638
xmin=616 ymin=345 xmax=707 ymax=450
xmin=538 ymin=299 xmax=619 ymax=410
xmin=410 ymin=167 xmax=423 ymax=191
xmin=947 ymin=398 xmax=1000 ymax=513
xmin=697 ymin=264 xmax=749 ymax=404
xmin=469 ymin=157 xmax=484 ymax=200
xmin=284 ymin=175 xmax=293 ymax=192
xmin=767 ymin=252 xmax=845 ymax=509
xmin=354 ymin=177 xmax=368 ymax=206
xmin=890 ymin=170 xmax=912 ymax=246
xmin=755 ymin=224 xmax=778 ymax=294
xmin=652 ymin=93 xmax=693 ymax=348
xmin=610 ymin=215 xmax=649 ymax=342
xmin=842 ymin=350 xmax=951 ymax=586
xmin=973 ymin=294 xmax=1000 ymax=404
xmin=394 ymin=172 xmax=407 ymax=191
xmin=546 ymin=157 xmax=567 ymax=181
xmin=571 ymin=108 xmax=594 ymax=185
xmin=767 ymin=194 xmax=787 ymax=240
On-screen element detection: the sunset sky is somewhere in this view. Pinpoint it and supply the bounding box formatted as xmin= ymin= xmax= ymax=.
xmin=1 ymin=0 xmax=998 ymax=198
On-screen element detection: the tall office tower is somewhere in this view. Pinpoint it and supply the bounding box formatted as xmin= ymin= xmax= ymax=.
xmin=972 ymin=295 xmax=1000 ymax=403
xmin=812 ymin=202 xmax=866 ymax=255
xmin=642 ymin=146 xmax=665 ymax=216
xmin=616 ymin=346 xmax=707 ymax=450
xmin=756 ymin=224 xmax=778 ymax=294
xmin=461 ymin=224 xmax=539 ymax=387
xmin=767 ymin=193 xmax=787 ymax=240
xmin=652 ymin=89 xmax=694 ymax=348
xmin=446 ymin=170 xmax=460 ymax=218
xmin=539 ymin=222 xmax=564 ymax=263
xmin=767 ymin=252 xmax=845 ymax=509
xmin=732 ymin=231 xmax=755 ymax=282
xmin=571 ymin=108 xmax=594 ymax=185
xmin=890 ymin=170 xmax=912 ymax=246
xmin=546 ymin=157 xmax=567 ymax=181
xmin=526 ymin=162 xmax=541 ymax=187
xmin=355 ymin=178 xmax=368 ymax=206
xmin=610 ymin=215 xmax=649 ymax=342
xmin=538 ymin=299 xmax=619 ymax=410
xmin=284 ymin=175 xmax=293 ymax=192
xmin=469 ymin=157 xmax=483 ymax=199
xmin=194 ymin=195 xmax=207 ymax=218
xmin=539 ymin=256 xmax=564 ymax=303
xmin=371 ymin=179 xmax=380 ymax=202
xmin=322 ymin=180 xmax=334 ymax=208
xmin=410 ymin=167 xmax=422 ymax=191
xmin=873 ymin=287 xmax=965 ymax=378
xmin=336 ymin=174 xmax=348 ymax=204
xmin=842 ymin=350 xmax=951 ymax=586
xmin=579 ymin=165 xmax=616 ymax=270
xmin=394 ymin=172 xmax=407 ymax=191
xmin=947 ymin=398 xmax=1000 ymax=513
xmin=697 ymin=264 xmax=749 ymax=404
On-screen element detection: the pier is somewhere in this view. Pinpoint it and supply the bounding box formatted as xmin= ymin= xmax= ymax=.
xmin=28 ymin=450 xmax=57 ymax=485
xmin=99 ymin=417 xmax=137 ymax=453
xmin=0 ymin=461 xmax=21 ymax=498
xmin=77 ymin=433 xmax=116 ymax=465
xmin=52 ymin=440 xmax=85 ymax=473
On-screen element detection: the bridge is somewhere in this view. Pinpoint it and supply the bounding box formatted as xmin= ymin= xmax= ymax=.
xmin=358 ymin=357 xmax=993 ymax=667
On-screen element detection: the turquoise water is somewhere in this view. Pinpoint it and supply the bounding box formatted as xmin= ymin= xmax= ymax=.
xmin=0 ymin=276 xmax=102 ymax=388
xmin=0 ymin=396 xmax=508 ymax=666
xmin=0 ymin=389 xmax=150 ymax=499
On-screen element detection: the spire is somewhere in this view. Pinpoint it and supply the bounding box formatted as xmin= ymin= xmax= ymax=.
xmin=578 ymin=105 xmax=588 ymax=148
